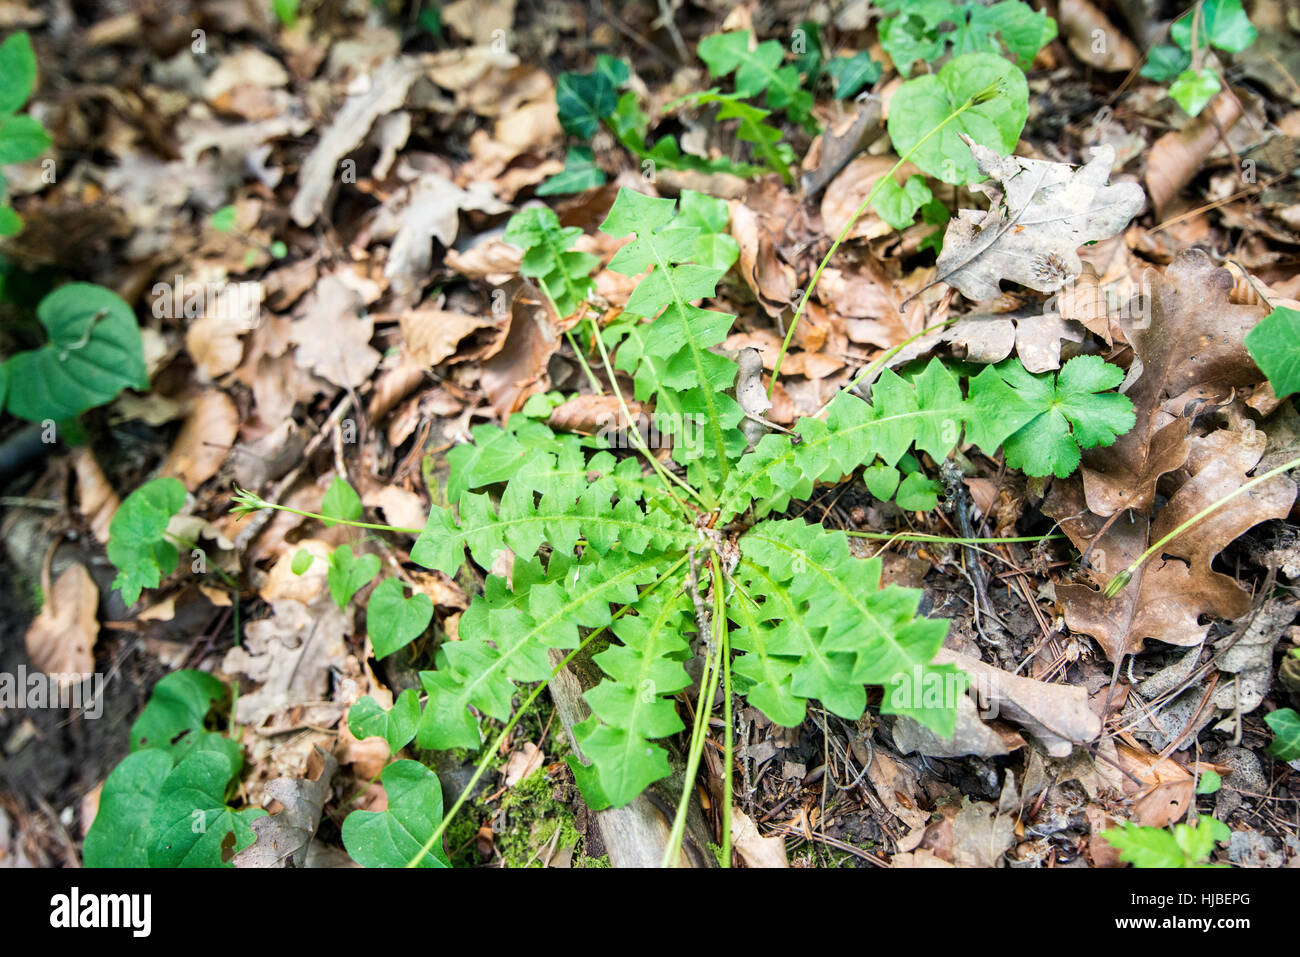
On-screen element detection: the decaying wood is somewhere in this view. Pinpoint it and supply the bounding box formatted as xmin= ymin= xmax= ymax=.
xmin=547 ymin=647 xmax=715 ymax=868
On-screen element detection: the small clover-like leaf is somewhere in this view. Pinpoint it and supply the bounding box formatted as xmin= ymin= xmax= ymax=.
xmin=341 ymin=760 xmax=449 ymax=868
xmin=366 ymin=578 xmax=433 ymax=658
xmin=348 ymin=689 xmax=420 ymax=753
xmin=328 ymin=545 xmax=380 ymax=609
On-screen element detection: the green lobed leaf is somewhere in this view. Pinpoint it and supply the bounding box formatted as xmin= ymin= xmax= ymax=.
xmin=1171 ymin=0 xmax=1257 ymax=54
xmin=1102 ymin=818 xmax=1228 ymax=868
xmin=504 ymin=206 xmax=599 ymax=318
xmin=696 ymin=30 xmax=818 ymax=134
xmin=967 ymin=355 xmax=1135 ymax=479
xmin=1141 ymin=44 xmax=1192 ymax=82
xmin=1168 ymin=68 xmax=1221 ymax=117
xmin=108 ymin=477 xmax=187 ymax=605
xmin=342 ymin=760 xmax=449 ymax=867
xmin=1266 ymin=707 xmax=1300 ymax=762
xmin=556 ymin=69 xmax=617 ymax=138
xmin=129 ymin=669 xmax=229 ymax=758
xmin=536 ymin=146 xmax=606 ymax=196
xmin=687 ymin=91 xmax=797 ymax=185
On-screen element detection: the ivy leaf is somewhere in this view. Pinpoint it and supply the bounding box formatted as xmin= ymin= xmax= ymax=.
xmin=1267 ymin=707 xmax=1300 ymax=762
xmin=503 ymin=206 xmax=599 ymax=318
xmin=1141 ymin=44 xmax=1192 ymax=82
xmin=826 ymin=53 xmax=881 ymax=98
xmin=1102 ymin=819 xmax=1227 ymax=868
xmin=537 ymin=146 xmax=606 ymax=196
xmin=886 ymin=52 xmax=1028 ymax=185
xmin=968 ymin=356 xmax=1135 ymax=478
xmin=555 ymin=69 xmax=616 ymax=138
xmin=1244 ymin=306 xmax=1300 ymax=397
xmin=328 ymin=545 xmax=380 ymax=609
xmin=82 ymin=749 xmax=173 ymax=867
xmin=877 ymin=5 xmax=950 ymax=77
xmin=348 ymin=689 xmax=420 ymax=753
xmin=129 ymin=669 xmax=229 ymax=759
xmin=341 ymin=760 xmax=449 ymax=868
xmin=1171 ymin=0 xmax=1257 ymax=54
xmin=958 ymin=1 xmax=1057 ymax=67
xmin=366 ymin=578 xmax=433 ymax=658
xmin=0 ymin=32 xmax=37 ymax=114
xmin=1169 ymin=68 xmax=1221 ymax=117
xmin=146 ymin=747 xmax=265 ymax=867
xmin=320 ymin=475 xmax=362 ymax=525
xmin=872 ymin=174 xmax=933 ymax=230
xmin=2 ymin=282 xmax=148 ymax=422
xmin=108 ymin=477 xmax=187 ymax=605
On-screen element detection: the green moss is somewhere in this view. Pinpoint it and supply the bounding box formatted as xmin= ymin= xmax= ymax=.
xmin=496 ymin=768 xmax=582 ymax=868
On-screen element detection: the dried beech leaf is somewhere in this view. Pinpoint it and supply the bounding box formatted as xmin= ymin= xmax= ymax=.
xmin=25 ymin=562 xmax=99 ymax=682
xmin=935 ymin=141 xmax=1144 ymax=302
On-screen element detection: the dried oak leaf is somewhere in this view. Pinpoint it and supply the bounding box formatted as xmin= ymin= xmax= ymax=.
xmin=1046 ymin=425 xmax=1296 ymax=661
xmin=1079 ymin=249 xmax=1267 ymax=517
xmin=290 ymin=274 xmax=381 ymax=390
xmin=934 ymin=140 xmax=1144 ymax=302
xmin=232 ymin=747 xmax=339 ymax=868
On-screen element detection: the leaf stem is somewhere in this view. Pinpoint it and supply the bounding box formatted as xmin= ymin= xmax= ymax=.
xmin=717 ymin=552 xmax=733 ymax=868
xmin=406 ymin=555 xmax=689 ymax=867
xmin=662 ymin=551 xmax=728 ymax=868
xmin=845 ymin=531 xmax=1065 ymax=545
xmin=1104 ymin=453 xmax=1300 ymax=599
xmin=230 ymin=490 xmax=425 ymax=536
xmin=769 ymin=88 xmax=994 ymax=396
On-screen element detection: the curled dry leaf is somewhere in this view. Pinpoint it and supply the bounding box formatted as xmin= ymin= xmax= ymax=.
xmin=480 ymin=287 xmax=557 ymax=418
xmin=1080 ymin=249 xmax=1268 ymax=518
xmin=232 ymin=747 xmax=339 ymax=868
xmin=72 ymin=448 xmax=118 ymax=544
xmin=25 ymin=562 xmax=99 ymax=683
xmin=1047 ymin=425 xmax=1296 ymax=661
xmin=186 ymin=315 xmax=247 ymax=380
xmin=934 ymin=141 xmax=1144 ymax=303
xmin=892 ymin=694 xmax=1025 ymax=758
xmin=935 ymin=648 xmax=1101 ymax=757
xmin=548 ymin=394 xmax=642 ymax=434
xmin=159 ymin=390 xmax=240 ymax=491
xmin=730 ymin=807 xmax=788 ymax=868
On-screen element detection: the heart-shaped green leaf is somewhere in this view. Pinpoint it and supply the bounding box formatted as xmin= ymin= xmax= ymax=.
xmin=367 ymin=578 xmax=434 ymax=658
xmin=3 ymin=283 xmax=147 ymax=422
xmin=328 ymin=545 xmax=380 ymax=609
xmin=341 ymin=760 xmax=449 ymax=868
xmin=129 ymin=669 xmax=228 ymax=758
xmin=321 ymin=475 xmax=362 ymax=525
xmin=348 ymin=689 xmax=420 ymax=753
xmin=0 ymin=32 xmax=37 ymax=114
xmin=146 ymin=746 xmax=264 ymax=868
xmin=82 ymin=749 xmax=173 ymax=867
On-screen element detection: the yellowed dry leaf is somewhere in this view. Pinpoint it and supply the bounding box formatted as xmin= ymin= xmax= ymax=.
xmin=25 ymin=563 xmax=99 ymax=683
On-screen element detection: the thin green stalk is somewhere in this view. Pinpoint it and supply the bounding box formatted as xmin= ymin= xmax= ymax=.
xmin=662 ymin=554 xmax=728 ymax=868
xmin=845 ymin=531 xmax=1065 ymax=545
xmin=537 ymin=276 xmax=605 ymax=396
xmin=718 ymin=552 xmax=732 ymax=869
xmin=1104 ymin=453 xmax=1300 ymax=598
xmin=770 ymin=83 xmax=1002 ymax=396
xmin=407 ymin=555 xmax=689 ymax=867
xmin=230 ymin=488 xmax=424 ymax=535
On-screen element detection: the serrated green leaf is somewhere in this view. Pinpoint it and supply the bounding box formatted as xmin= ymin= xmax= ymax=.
xmin=887 ymin=53 xmax=1029 ymax=185
xmin=504 ymin=206 xmax=598 ymax=318
xmin=1244 ymin=306 xmax=1300 ymax=397
xmin=321 ymin=475 xmax=362 ymax=525
xmin=328 ymin=545 xmax=380 ymax=609
xmin=342 ymin=760 xmax=449 ymax=867
xmin=688 ymin=91 xmax=796 ymax=185
xmin=3 ymin=282 xmax=148 ymax=423
xmin=348 ymin=688 xmax=420 ymax=753
xmin=1102 ymin=819 xmax=1227 ymax=868
xmin=367 ymin=578 xmax=433 ymax=659
xmin=108 ymin=477 xmax=187 ymax=605
xmin=537 ymin=146 xmax=606 ymax=196
xmin=697 ymin=30 xmax=818 ymax=134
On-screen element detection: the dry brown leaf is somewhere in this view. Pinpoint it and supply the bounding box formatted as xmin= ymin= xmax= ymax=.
xmin=821 ymin=154 xmax=914 ymax=241
xmin=1146 ymin=90 xmax=1244 ymax=218
xmin=400 ymin=304 xmax=503 ymax=368
xmin=1080 ymin=249 xmax=1267 ymax=518
xmin=934 ymin=141 xmax=1144 ymax=302
xmin=1047 ymin=425 xmax=1296 ymax=661
xmin=72 ymin=448 xmax=118 ymax=544
xmin=547 ymin=394 xmax=641 ymax=434
xmin=25 ymin=562 xmax=99 ymax=682
xmin=480 ymin=288 xmax=557 ymax=418
xmin=1058 ymin=0 xmax=1141 ymax=71
xmin=503 ymin=741 xmax=544 ymax=787
xmin=186 ymin=315 xmax=247 ymax=380
xmin=290 ymin=274 xmax=381 ymax=389
xmin=233 ymin=747 xmax=339 ymax=868
xmin=363 ymin=486 xmax=427 ymax=533
xmin=731 ymin=807 xmax=788 ymax=868
xmin=159 ymin=391 xmax=240 ymax=490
